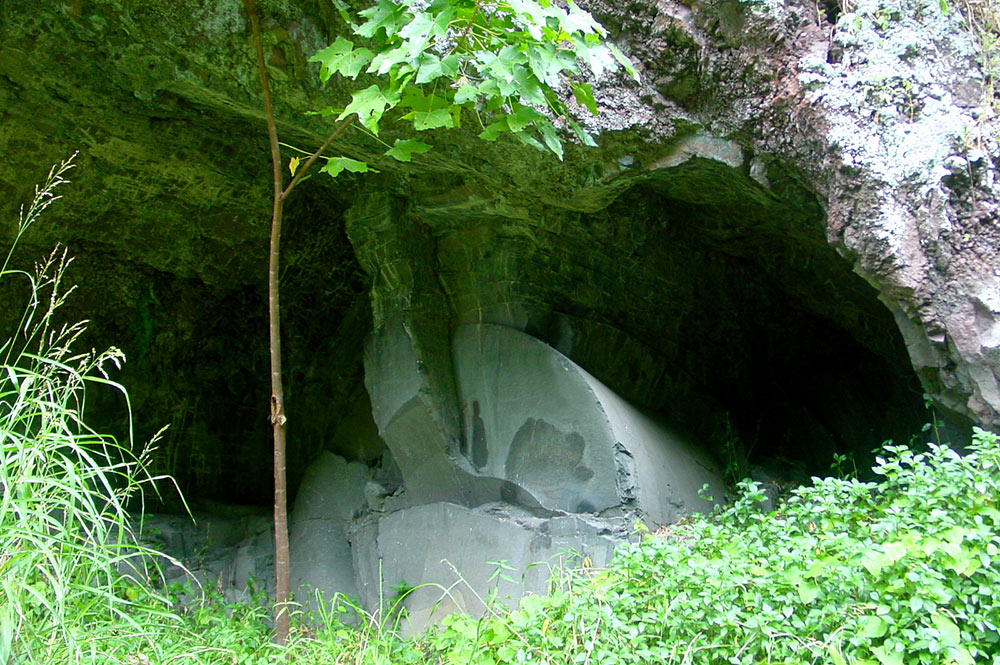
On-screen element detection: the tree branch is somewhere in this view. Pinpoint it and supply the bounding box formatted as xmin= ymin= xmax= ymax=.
xmin=281 ymin=115 xmax=356 ymax=201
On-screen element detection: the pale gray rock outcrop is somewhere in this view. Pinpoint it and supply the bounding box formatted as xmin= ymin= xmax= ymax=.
xmin=347 ymin=322 xmax=725 ymax=626
xmin=801 ymin=0 xmax=1000 ymax=425
xmin=289 ymin=452 xmax=369 ymax=613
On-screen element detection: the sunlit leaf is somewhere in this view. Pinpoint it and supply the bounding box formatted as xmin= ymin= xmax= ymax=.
xmin=859 ymin=615 xmax=888 ymax=639
xmin=412 ymin=108 xmax=454 ymax=130
xmin=882 ymin=541 xmax=907 ymax=563
xmin=320 ymin=156 xmax=373 ymax=178
xmin=415 ymin=53 xmax=459 ymax=85
xmin=796 ymin=581 xmax=820 ymax=604
xmin=310 ymin=37 xmax=374 ymax=82
xmin=368 ymin=46 xmax=409 ymax=76
xmin=930 ymin=613 xmax=961 ymax=646
xmin=339 ymin=84 xmax=398 ymax=134
xmin=357 ymin=0 xmax=405 ymax=39
xmin=872 ymin=645 xmax=903 ymax=665
xmin=385 ymin=138 xmax=432 ymax=162
xmin=609 ymin=43 xmax=640 ymax=81
xmin=575 ymin=39 xmax=614 ymax=79
xmin=527 ymin=44 xmax=562 ymax=87
xmin=454 ymin=83 xmax=479 ymax=104
xmin=565 ymin=0 xmax=605 ymax=35
xmin=861 ymin=551 xmax=885 ymax=576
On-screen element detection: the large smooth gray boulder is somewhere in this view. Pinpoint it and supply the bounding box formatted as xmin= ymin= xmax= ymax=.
xmin=452 ymin=324 xmax=726 ymax=525
xmin=349 ymin=501 xmax=618 ymax=635
xmin=339 ymin=322 xmax=728 ymax=629
xmin=365 ymin=321 xmax=724 ymax=525
xmin=289 ymin=452 xmax=369 ymax=611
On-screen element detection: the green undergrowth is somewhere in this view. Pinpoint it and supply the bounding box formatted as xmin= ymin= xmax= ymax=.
xmin=440 ymin=431 xmax=1000 ymax=665
xmin=0 ymin=158 xmax=173 ymax=664
xmin=25 ymin=427 xmax=999 ymax=665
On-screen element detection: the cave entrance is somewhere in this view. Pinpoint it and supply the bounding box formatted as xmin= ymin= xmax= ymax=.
xmin=129 ymin=156 xmax=931 ymax=508
xmin=513 ymin=167 xmax=929 ymax=484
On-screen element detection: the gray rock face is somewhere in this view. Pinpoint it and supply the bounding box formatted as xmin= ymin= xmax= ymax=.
xmin=365 ymin=320 xmax=725 ymax=523
xmin=798 ymin=0 xmax=1000 ymax=426
xmin=337 ymin=322 xmax=725 ymax=627
xmin=139 ymin=505 xmax=275 ymax=605
xmin=136 ymin=456 xmax=370 ymax=616
xmin=452 ymin=324 xmax=725 ymax=524
xmin=289 ymin=452 xmax=369 ymax=612
xmin=349 ymin=502 xmax=618 ymax=635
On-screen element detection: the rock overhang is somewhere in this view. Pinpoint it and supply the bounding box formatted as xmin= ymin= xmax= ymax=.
xmin=0 ymin=0 xmax=988 ymax=510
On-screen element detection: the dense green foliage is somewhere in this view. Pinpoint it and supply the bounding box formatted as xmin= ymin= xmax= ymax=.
xmin=424 ymin=432 xmax=1000 ymax=665
xmin=0 ymin=159 xmax=175 ymax=663
xmin=309 ymin=0 xmax=637 ymax=172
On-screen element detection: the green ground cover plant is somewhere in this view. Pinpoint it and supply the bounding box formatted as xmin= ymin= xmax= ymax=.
xmin=419 ymin=430 xmax=1000 ymax=665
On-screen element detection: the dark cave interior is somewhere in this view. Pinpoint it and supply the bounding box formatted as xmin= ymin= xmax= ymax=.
xmin=1 ymin=169 xmax=933 ymax=510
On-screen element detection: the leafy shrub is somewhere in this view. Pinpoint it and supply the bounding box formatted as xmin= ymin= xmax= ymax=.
xmin=420 ymin=429 xmax=1000 ymax=665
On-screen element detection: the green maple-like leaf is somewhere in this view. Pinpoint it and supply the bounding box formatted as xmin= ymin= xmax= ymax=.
xmin=512 ymin=66 xmax=546 ymax=107
xmin=357 ymin=0 xmax=405 ymax=39
xmin=339 ymin=84 xmax=398 ymax=133
xmin=320 ymin=156 xmax=373 ymax=178
xmin=507 ymin=106 xmax=545 ymax=132
xmin=454 ymin=83 xmax=479 ymax=105
xmin=415 ymin=53 xmax=459 ymax=85
xmin=479 ymin=118 xmax=509 ymax=141
xmin=385 ymin=138 xmax=432 ymax=162
xmin=310 ymin=36 xmax=373 ymax=82
xmin=411 ymin=108 xmax=454 ymax=130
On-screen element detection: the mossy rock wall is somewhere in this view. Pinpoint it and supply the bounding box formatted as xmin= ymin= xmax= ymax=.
xmin=1 ymin=0 xmax=995 ymax=506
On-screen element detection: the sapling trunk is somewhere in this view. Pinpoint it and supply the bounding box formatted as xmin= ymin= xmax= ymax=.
xmin=244 ymin=0 xmax=291 ymax=644
xmin=243 ymin=0 xmax=355 ymax=646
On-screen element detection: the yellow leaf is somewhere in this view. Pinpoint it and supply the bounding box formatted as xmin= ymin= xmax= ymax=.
xmin=289 ymin=156 xmax=301 ymax=176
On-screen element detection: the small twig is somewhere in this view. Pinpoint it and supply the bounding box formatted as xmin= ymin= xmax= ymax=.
xmin=281 ymin=115 xmax=356 ymax=200
xmin=580 ymin=616 xmax=601 ymax=665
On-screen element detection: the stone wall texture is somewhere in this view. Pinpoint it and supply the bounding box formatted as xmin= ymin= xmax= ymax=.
xmin=3 ymin=0 xmax=998 ymax=621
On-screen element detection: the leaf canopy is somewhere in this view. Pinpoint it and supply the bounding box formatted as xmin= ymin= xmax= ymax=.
xmin=312 ymin=0 xmax=639 ymax=175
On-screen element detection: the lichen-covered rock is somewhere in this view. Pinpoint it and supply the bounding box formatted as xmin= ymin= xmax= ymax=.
xmin=803 ymin=0 xmax=1000 ymax=426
